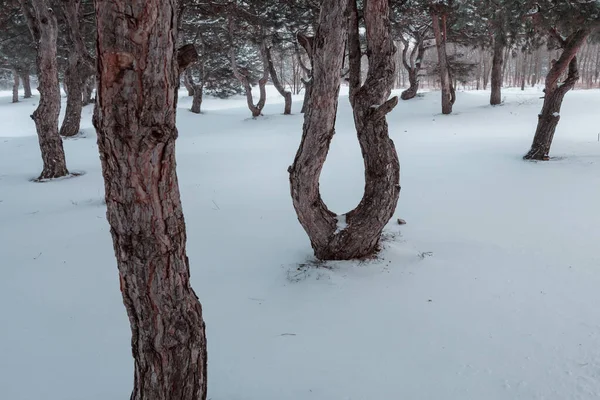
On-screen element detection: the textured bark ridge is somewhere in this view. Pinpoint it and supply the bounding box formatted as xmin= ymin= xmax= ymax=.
xmin=490 ymin=30 xmax=505 ymax=106
xmin=430 ymin=4 xmax=455 ymax=115
xmin=60 ymin=0 xmax=95 ymax=138
xmin=266 ymin=46 xmax=292 ymax=114
xmin=93 ymin=1 xmax=208 ymax=399
xmin=524 ymin=29 xmax=590 ymax=161
xmin=289 ymin=0 xmax=400 ymax=261
xmin=20 ymin=0 xmax=69 ymax=180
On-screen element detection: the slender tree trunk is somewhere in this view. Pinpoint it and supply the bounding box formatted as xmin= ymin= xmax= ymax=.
xmin=290 ymin=0 xmax=400 ymax=260
xmin=12 ymin=69 xmax=20 ymax=103
xmin=483 ymin=51 xmax=491 ymax=90
xmin=266 ymin=46 xmax=292 ymax=114
xmin=431 ymin=6 xmax=454 ymax=114
xmin=82 ymin=75 xmax=95 ymax=105
xmin=59 ymin=0 xmax=94 ymax=137
xmin=20 ymin=68 xmax=32 ymax=98
xmin=490 ymin=31 xmax=504 ymax=105
xmin=93 ymin=1 xmax=208 ymax=399
xmin=521 ymin=52 xmax=528 ymax=91
xmin=183 ymin=71 xmax=194 ymax=96
xmin=20 ymin=0 xmax=69 ymax=180
xmin=296 ymin=36 xmax=314 ymax=114
xmin=524 ymin=29 xmax=589 ymax=160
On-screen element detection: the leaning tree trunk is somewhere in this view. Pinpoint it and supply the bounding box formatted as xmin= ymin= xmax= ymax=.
xmin=400 ymin=39 xmax=426 ymax=101
xmin=431 ymin=5 xmax=454 ymax=115
xmin=60 ymin=0 xmax=94 ymax=137
xmin=297 ymin=34 xmax=314 ymax=113
xmin=490 ymin=30 xmax=504 ymax=106
xmin=266 ymin=46 xmax=292 ymax=114
xmin=82 ymin=75 xmax=95 ymax=105
xmin=183 ymin=71 xmax=195 ymax=96
xmin=20 ymin=67 xmax=32 ymax=98
xmin=93 ymin=1 xmax=208 ymax=399
xmin=12 ymin=69 xmax=19 ymax=103
xmin=289 ymin=0 xmax=400 ymax=260
xmin=19 ymin=0 xmax=69 ymax=180
xmin=186 ymin=67 xmax=204 ymax=114
xmin=524 ymin=29 xmax=589 ymax=161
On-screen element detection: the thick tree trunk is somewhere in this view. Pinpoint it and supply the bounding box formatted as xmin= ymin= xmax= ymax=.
xmin=93 ymin=1 xmax=208 ymax=399
xmin=524 ymin=29 xmax=589 ymax=161
xmin=431 ymin=6 xmax=454 ymax=114
xmin=20 ymin=68 xmax=32 ymax=98
xmin=20 ymin=0 xmax=69 ymax=180
xmin=266 ymin=47 xmax=292 ymax=114
xmin=12 ymin=69 xmax=19 ymax=103
xmin=290 ymin=0 xmax=400 ymax=260
xmin=490 ymin=31 xmax=504 ymax=105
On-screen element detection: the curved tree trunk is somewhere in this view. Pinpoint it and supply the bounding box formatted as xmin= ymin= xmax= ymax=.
xmin=289 ymin=0 xmax=400 ymax=261
xmin=490 ymin=31 xmax=504 ymax=106
xmin=93 ymin=1 xmax=208 ymax=399
xmin=400 ymin=35 xmax=427 ymax=101
xmin=524 ymin=29 xmax=589 ymax=161
xmin=266 ymin=46 xmax=292 ymax=114
xmin=20 ymin=0 xmax=69 ymax=180
xmin=431 ymin=5 xmax=454 ymax=115
xmin=12 ymin=69 xmax=19 ymax=103
xmin=401 ymin=69 xmax=419 ymax=100
xmin=20 ymin=68 xmax=32 ymax=98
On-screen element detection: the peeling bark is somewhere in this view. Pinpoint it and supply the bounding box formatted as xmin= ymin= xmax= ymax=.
xmin=19 ymin=0 xmax=69 ymax=180
xmin=524 ymin=29 xmax=589 ymax=161
xmin=93 ymin=1 xmax=208 ymax=399
xmin=290 ymin=0 xmax=400 ymax=260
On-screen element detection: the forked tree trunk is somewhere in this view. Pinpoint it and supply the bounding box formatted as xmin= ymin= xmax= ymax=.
xmin=60 ymin=0 xmax=94 ymax=137
xmin=93 ymin=1 xmax=207 ymax=399
xmin=12 ymin=69 xmax=19 ymax=103
xmin=289 ymin=0 xmax=400 ymax=260
xmin=400 ymin=38 xmax=426 ymax=100
xmin=20 ymin=68 xmax=32 ymax=98
xmin=266 ymin=47 xmax=292 ymax=114
xmin=431 ymin=5 xmax=454 ymax=114
xmin=490 ymin=31 xmax=504 ymax=105
xmin=20 ymin=0 xmax=69 ymax=180
xmin=228 ymin=22 xmax=269 ymax=118
xmin=524 ymin=29 xmax=589 ymax=161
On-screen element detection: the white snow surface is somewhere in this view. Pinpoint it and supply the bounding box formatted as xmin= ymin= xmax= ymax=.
xmin=2 ymin=86 xmax=600 ymax=400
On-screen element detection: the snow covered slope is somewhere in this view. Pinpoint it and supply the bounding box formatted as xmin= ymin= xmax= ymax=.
xmin=1 ymin=86 xmax=600 ymax=400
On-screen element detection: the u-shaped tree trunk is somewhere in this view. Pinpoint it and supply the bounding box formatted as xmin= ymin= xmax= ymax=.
xmin=289 ymin=0 xmax=400 ymax=261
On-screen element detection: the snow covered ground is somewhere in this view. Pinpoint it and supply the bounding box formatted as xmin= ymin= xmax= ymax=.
xmin=2 ymin=85 xmax=600 ymax=400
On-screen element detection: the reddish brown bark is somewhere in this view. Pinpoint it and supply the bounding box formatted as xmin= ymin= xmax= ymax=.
xmin=290 ymin=0 xmax=400 ymax=260
xmin=431 ymin=5 xmax=455 ymax=114
xmin=524 ymin=29 xmax=590 ymax=161
xmin=20 ymin=0 xmax=69 ymax=180
xmin=266 ymin=46 xmax=292 ymax=115
xmin=93 ymin=1 xmax=208 ymax=399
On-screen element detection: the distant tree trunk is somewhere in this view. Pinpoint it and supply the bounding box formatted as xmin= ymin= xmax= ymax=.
xmin=20 ymin=68 xmax=32 ymax=98
xmin=183 ymin=70 xmax=194 ymax=96
xmin=400 ymin=38 xmax=426 ymax=100
xmin=290 ymin=0 xmax=400 ymax=260
xmin=12 ymin=69 xmax=19 ymax=103
xmin=483 ymin=52 xmax=492 ymax=90
xmin=228 ymin=23 xmax=269 ymax=118
xmin=431 ymin=4 xmax=454 ymax=114
xmin=82 ymin=75 xmax=95 ymax=105
xmin=20 ymin=0 xmax=69 ymax=180
xmin=521 ymin=52 xmax=528 ymax=91
xmin=186 ymin=68 xmax=204 ymax=114
xmin=60 ymin=0 xmax=94 ymax=137
xmin=93 ymin=1 xmax=208 ymax=399
xmin=266 ymin=47 xmax=292 ymax=114
xmin=524 ymin=29 xmax=589 ymax=161
xmin=490 ymin=31 xmax=504 ymax=105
